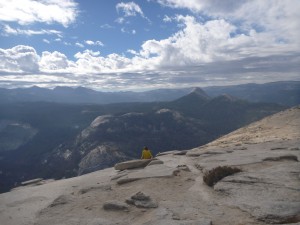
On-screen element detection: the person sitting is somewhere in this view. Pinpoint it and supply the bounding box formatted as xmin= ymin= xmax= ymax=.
xmin=141 ymin=146 xmax=153 ymax=159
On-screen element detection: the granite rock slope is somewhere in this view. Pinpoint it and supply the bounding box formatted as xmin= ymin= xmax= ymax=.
xmin=0 ymin=106 xmax=299 ymax=225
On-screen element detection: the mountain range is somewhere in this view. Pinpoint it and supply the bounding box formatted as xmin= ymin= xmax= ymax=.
xmin=1 ymin=81 xmax=299 ymax=106
xmin=0 ymin=87 xmax=286 ymax=192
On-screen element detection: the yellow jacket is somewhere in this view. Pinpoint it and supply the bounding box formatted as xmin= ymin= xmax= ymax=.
xmin=141 ymin=149 xmax=153 ymax=159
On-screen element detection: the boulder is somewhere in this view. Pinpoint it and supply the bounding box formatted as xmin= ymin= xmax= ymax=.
xmin=114 ymin=159 xmax=152 ymax=170
xmin=126 ymin=192 xmax=158 ymax=208
xmin=103 ymin=200 xmax=129 ymax=211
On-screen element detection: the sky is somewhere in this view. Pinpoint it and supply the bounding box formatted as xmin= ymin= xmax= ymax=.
xmin=0 ymin=0 xmax=300 ymax=91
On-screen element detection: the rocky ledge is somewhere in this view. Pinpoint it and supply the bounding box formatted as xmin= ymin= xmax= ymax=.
xmin=0 ymin=107 xmax=299 ymax=225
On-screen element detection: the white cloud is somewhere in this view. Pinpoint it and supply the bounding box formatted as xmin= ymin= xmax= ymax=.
xmin=100 ymin=24 xmax=114 ymax=29
xmin=2 ymin=24 xmax=62 ymax=36
xmin=75 ymin=42 xmax=84 ymax=48
xmin=43 ymin=39 xmax=50 ymax=44
xmin=115 ymin=17 xmax=125 ymax=24
xmin=163 ymin=15 xmax=172 ymax=22
xmin=40 ymin=51 xmax=74 ymax=72
xmin=157 ymin=0 xmax=248 ymax=14
xmin=0 ymin=45 xmax=39 ymax=73
xmin=0 ymin=0 xmax=78 ymax=27
xmin=73 ymin=50 xmax=131 ymax=73
xmin=116 ymin=2 xmax=145 ymax=17
xmin=158 ymin=0 xmax=300 ymax=45
xmin=116 ymin=1 xmax=150 ymax=24
xmin=85 ymin=40 xmax=104 ymax=46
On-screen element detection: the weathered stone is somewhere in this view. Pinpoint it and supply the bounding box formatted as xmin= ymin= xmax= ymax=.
xmin=114 ymin=159 xmax=152 ymax=170
xmin=131 ymin=199 xmax=158 ymax=208
xmin=126 ymin=191 xmax=158 ymax=208
xmin=263 ymin=154 xmax=298 ymax=161
xmin=156 ymin=150 xmax=187 ymax=156
xmin=110 ymin=170 xmax=128 ymax=180
xmin=117 ymin=164 xmax=176 ymax=184
xmin=147 ymin=159 xmax=164 ymax=166
xmin=214 ymin=162 xmax=300 ymax=224
xmin=177 ymin=165 xmax=191 ymax=172
xmin=131 ymin=191 xmax=150 ymax=201
xmin=174 ymin=150 xmax=188 ymax=155
xmin=103 ymin=200 xmax=129 ymax=211
xmin=21 ymin=178 xmax=43 ymax=186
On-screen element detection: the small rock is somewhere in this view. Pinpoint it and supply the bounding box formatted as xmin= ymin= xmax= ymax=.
xmin=103 ymin=200 xmax=129 ymax=211
xmin=126 ymin=191 xmax=158 ymax=208
xmin=172 ymin=212 xmax=181 ymax=220
xmin=177 ymin=165 xmax=191 ymax=172
xmin=131 ymin=191 xmax=150 ymax=201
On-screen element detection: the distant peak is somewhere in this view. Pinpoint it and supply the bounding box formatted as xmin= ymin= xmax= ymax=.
xmin=215 ymin=94 xmax=238 ymax=102
xmin=190 ymin=87 xmax=210 ymax=99
xmin=191 ymin=87 xmax=204 ymax=93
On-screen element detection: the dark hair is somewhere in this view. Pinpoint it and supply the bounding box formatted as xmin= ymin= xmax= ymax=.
xmin=144 ymin=146 xmax=148 ymax=150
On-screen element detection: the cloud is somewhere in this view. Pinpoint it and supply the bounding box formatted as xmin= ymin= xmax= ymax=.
xmin=163 ymin=15 xmax=173 ymax=23
xmin=40 ymin=51 xmax=74 ymax=72
xmin=115 ymin=17 xmax=125 ymax=24
xmin=2 ymin=24 xmax=62 ymax=36
xmin=0 ymin=45 xmax=39 ymax=73
xmin=100 ymin=24 xmax=114 ymax=29
xmin=158 ymin=0 xmax=300 ymax=45
xmin=0 ymin=0 xmax=78 ymax=27
xmin=43 ymin=39 xmax=50 ymax=44
xmin=75 ymin=42 xmax=84 ymax=48
xmin=116 ymin=2 xmax=145 ymax=17
xmin=74 ymin=50 xmax=131 ymax=73
xmin=116 ymin=1 xmax=150 ymax=23
xmin=85 ymin=40 xmax=104 ymax=46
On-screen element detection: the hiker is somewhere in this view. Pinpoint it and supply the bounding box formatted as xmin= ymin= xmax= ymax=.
xmin=141 ymin=146 xmax=153 ymax=159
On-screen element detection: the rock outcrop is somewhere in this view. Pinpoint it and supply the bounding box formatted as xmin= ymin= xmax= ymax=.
xmin=114 ymin=159 xmax=152 ymax=170
xmin=0 ymin=107 xmax=299 ymax=225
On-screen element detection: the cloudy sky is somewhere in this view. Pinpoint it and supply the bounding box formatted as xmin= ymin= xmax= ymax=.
xmin=0 ymin=0 xmax=299 ymax=90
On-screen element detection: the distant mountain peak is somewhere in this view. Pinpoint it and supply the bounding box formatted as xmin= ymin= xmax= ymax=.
xmin=172 ymin=87 xmax=210 ymax=106
xmin=191 ymin=87 xmax=205 ymax=94
xmin=215 ymin=94 xmax=238 ymax=102
xmin=189 ymin=87 xmax=210 ymax=100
